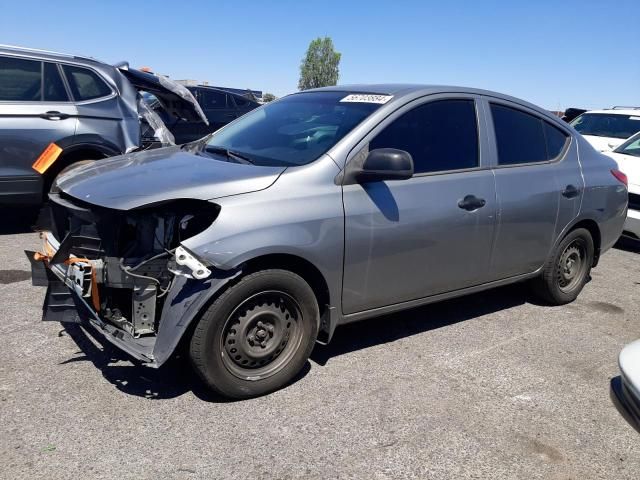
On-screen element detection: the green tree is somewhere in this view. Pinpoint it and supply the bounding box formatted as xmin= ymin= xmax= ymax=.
xmin=263 ymin=92 xmax=277 ymax=102
xmin=298 ymin=37 xmax=341 ymax=91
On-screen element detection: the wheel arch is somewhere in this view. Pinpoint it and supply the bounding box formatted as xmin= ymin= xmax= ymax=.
xmin=241 ymin=253 xmax=335 ymax=343
xmin=154 ymin=252 xmax=338 ymax=366
xmin=562 ymin=218 xmax=602 ymax=267
xmin=42 ymin=141 xmax=122 ymax=193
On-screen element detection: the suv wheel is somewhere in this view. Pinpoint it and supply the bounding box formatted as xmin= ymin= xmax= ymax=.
xmin=189 ymin=269 xmax=319 ymax=399
xmin=532 ymin=228 xmax=594 ymax=305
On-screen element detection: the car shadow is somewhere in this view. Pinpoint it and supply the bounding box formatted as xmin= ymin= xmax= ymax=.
xmin=0 ymin=206 xmax=40 ymax=235
xmin=310 ymin=282 xmax=530 ymax=366
xmin=59 ymin=282 xmax=533 ymax=401
xmin=59 ymin=322 xmax=311 ymax=402
xmin=615 ymin=236 xmax=640 ymax=254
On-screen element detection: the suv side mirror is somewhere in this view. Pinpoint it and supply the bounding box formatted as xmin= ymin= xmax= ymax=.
xmin=340 ymin=148 xmax=414 ymax=185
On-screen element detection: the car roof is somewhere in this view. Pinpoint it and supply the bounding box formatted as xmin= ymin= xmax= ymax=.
xmin=297 ymin=84 xmax=560 ymax=121
xmin=0 ymin=44 xmax=110 ymax=69
xmin=301 ymin=83 xmax=541 ymax=104
xmin=188 ymin=85 xmax=258 ymax=100
xmin=580 ymin=108 xmax=640 ymax=116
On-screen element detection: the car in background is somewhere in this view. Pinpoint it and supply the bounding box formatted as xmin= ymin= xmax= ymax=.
xmin=30 ymin=85 xmax=627 ymax=398
xmin=146 ymin=85 xmax=261 ymax=144
xmin=0 ymin=45 xmax=207 ymax=205
xmin=611 ymin=339 xmax=640 ymax=433
xmin=605 ymin=131 xmax=640 ymax=241
xmin=570 ymin=107 xmax=640 ymax=152
xmin=561 ymin=107 xmax=586 ymax=123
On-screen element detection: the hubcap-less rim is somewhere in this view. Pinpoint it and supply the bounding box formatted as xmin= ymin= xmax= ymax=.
xmin=221 ymin=291 xmax=303 ymax=380
xmin=556 ymin=240 xmax=587 ymax=293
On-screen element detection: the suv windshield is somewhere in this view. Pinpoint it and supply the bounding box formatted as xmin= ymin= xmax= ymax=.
xmin=570 ymin=113 xmax=640 ymax=139
xmin=203 ymin=91 xmax=385 ymax=166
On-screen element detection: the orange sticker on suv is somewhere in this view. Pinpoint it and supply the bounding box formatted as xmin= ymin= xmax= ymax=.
xmin=32 ymin=143 xmax=63 ymax=174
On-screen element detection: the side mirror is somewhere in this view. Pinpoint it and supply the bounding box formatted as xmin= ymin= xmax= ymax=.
xmin=341 ymin=148 xmax=414 ymax=185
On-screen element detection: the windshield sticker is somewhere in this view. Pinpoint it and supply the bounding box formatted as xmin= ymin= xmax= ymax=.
xmin=340 ymin=94 xmax=393 ymax=104
xmin=630 ymin=116 xmax=640 ymax=121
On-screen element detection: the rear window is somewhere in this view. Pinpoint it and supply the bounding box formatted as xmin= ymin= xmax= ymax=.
xmin=491 ymin=104 xmax=569 ymax=165
xmin=570 ymin=113 xmax=640 ymax=139
xmin=62 ymin=65 xmax=111 ymax=101
xmin=0 ymin=56 xmax=41 ymax=101
xmin=200 ymin=90 xmax=228 ymax=109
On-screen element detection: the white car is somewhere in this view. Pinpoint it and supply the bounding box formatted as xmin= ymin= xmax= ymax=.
xmin=570 ymin=107 xmax=640 ymax=152
xmin=612 ymin=339 xmax=640 ymax=432
xmin=605 ymin=131 xmax=640 ymax=241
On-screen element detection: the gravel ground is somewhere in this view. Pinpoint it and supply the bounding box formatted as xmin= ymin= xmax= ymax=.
xmin=1 ymin=207 xmax=639 ymax=479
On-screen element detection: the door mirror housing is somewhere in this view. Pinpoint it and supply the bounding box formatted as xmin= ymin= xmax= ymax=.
xmin=340 ymin=148 xmax=414 ymax=185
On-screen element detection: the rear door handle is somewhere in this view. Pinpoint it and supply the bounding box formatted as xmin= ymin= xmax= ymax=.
xmin=458 ymin=194 xmax=487 ymax=211
xmin=562 ymin=185 xmax=579 ymax=198
xmin=40 ymin=111 xmax=69 ymax=120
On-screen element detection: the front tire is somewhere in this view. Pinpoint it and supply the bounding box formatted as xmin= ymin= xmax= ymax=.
xmin=532 ymin=228 xmax=594 ymax=305
xmin=189 ymin=269 xmax=319 ymax=399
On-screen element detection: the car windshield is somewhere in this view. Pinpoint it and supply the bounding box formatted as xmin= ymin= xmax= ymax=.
xmin=202 ymin=91 xmax=385 ymax=166
xmin=615 ymin=132 xmax=640 ymax=157
xmin=570 ymin=113 xmax=640 ymax=139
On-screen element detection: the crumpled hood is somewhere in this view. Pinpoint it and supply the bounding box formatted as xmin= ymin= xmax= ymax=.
xmin=56 ymin=147 xmax=286 ymax=210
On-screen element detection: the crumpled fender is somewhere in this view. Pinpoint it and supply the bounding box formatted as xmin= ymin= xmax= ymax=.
xmin=151 ymin=267 xmax=242 ymax=366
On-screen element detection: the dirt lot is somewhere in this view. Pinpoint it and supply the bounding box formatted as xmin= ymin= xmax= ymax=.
xmin=1 ymin=209 xmax=639 ymax=480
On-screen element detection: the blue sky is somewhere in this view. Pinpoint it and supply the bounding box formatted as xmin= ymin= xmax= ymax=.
xmin=1 ymin=0 xmax=638 ymax=110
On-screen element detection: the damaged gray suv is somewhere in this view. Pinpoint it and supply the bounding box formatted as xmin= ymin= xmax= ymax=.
xmin=0 ymin=45 xmax=207 ymax=204
xmin=30 ymin=85 xmax=628 ymax=398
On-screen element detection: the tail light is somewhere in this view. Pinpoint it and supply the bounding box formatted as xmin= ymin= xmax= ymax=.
xmin=611 ymin=169 xmax=628 ymax=187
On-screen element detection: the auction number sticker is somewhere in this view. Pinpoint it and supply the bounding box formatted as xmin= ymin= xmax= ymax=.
xmin=340 ymin=94 xmax=393 ymax=104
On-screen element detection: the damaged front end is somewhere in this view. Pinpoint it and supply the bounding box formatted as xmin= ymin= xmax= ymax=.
xmin=28 ymin=193 xmax=237 ymax=366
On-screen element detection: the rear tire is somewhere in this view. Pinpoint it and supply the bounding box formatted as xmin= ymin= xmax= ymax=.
xmin=189 ymin=269 xmax=319 ymax=399
xmin=531 ymin=228 xmax=594 ymax=305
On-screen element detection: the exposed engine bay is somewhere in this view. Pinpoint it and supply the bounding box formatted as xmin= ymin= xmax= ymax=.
xmin=35 ymin=193 xmax=219 ymax=338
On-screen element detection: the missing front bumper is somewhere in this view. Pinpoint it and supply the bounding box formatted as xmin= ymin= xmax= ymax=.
xmin=27 ymin=242 xmax=157 ymax=365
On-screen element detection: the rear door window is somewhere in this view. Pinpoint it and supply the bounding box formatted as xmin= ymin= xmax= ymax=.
xmin=199 ymin=90 xmax=228 ymax=109
xmin=491 ymin=104 xmax=568 ymax=165
xmin=43 ymin=63 xmax=69 ymax=102
xmin=62 ymin=65 xmax=112 ymax=101
xmin=370 ymin=99 xmax=479 ymax=174
xmin=0 ymin=56 xmax=42 ymax=101
xmin=543 ymin=122 xmax=569 ymax=159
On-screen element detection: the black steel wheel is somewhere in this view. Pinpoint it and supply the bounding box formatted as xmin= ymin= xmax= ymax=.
xmin=532 ymin=227 xmax=594 ymax=305
xmin=189 ymin=269 xmax=319 ymax=399
xmin=556 ymin=239 xmax=588 ymax=293
xmin=221 ymin=291 xmax=304 ymax=380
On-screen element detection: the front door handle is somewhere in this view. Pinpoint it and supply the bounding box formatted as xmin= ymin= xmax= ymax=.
xmin=40 ymin=111 xmax=69 ymax=120
xmin=562 ymin=184 xmax=579 ymax=198
xmin=458 ymin=194 xmax=486 ymax=211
